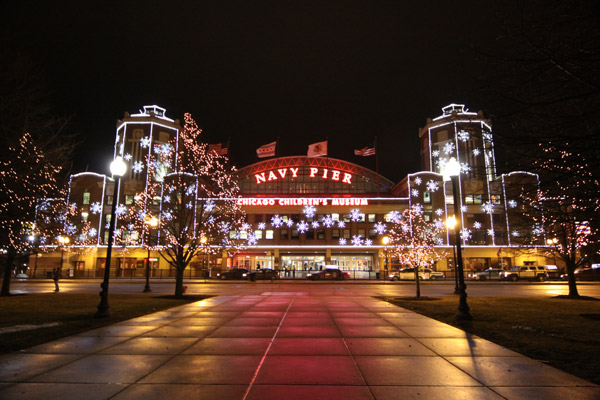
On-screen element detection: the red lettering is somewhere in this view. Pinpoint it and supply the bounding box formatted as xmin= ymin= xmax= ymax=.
xmin=290 ymin=168 xmax=299 ymax=178
xmin=268 ymin=171 xmax=277 ymax=181
xmin=278 ymin=169 xmax=287 ymax=178
xmin=342 ymin=173 xmax=352 ymax=184
xmin=322 ymin=169 xmax=328 ymax=179
xmin=309 ymin=168 xmax=318 ymax=177
xmin=255 ymin=173 xmax=266 ymax=184
xmin=331 ymin=170 xmax=340 ymax=181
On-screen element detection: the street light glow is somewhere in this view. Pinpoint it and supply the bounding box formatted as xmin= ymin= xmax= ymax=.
xmin=110 ymin=156 xmax=127 ymax=177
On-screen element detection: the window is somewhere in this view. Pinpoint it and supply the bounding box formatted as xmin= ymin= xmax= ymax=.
xmin=343 ymin=214 xmax=351 ymax=222
xmin=343 ymin=229 xmax=351 ymax=239
xmin=332 ymin=229 xmax=340 ymax=239
xmin=229 ymin=231 xmax=236 ymax=239
xmin=332 ymin=213 xmax=340 ymax=222
xmin=317 ymin=230 xmax=325 ymax=239
xmin=446 ymin=195 xmax=454 ymax=205
xmin=280 ymin=229 xmax=289 ymax=240
xmin=125 ymin=195 xmax=134 ymax=205
xmin=82 ymin=192 xmax=90 ymax=205
xmin=424 ymin=191 xmax=431 ymax=204
xmin=491 ymin=195 xmax=502 ymax=204
xmin=106 ymin=215 xmax=111 ymax=224
xmin=81 ymin=212 xmax=88 ymax=223
xmin=465 ymin=194 xmax=483 ymax=205
xmin=106 ymin=195 xmax=113 ymax=206
xmin=306 ymin=230 xmax=314 ymax=239
xmin=291 ymin=229 xmax=299 ymax=239
xmin=368 ymin=214 xmax=376 ymax=223
xmin=153 ymin=196 xmax=161 ymax=205
xmin=254 ymin=230 xmax=263 ymax=239
xmin=358 ymin=229 xmax=366 ymax=238
xmin=369 ymin=228 xmax=377 ymax=239
xmin=265 ymin=230 xmax=274 ymax=239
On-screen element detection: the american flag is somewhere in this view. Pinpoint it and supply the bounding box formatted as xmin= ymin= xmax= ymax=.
xmin=354 ymin=146 xmax=375 ymax=157
xmin=208 ymin=143 xmax=228 ymax=156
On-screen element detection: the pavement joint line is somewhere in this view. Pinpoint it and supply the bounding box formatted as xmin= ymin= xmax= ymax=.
xmin=241 ymin=294 xmax=296 ymax=400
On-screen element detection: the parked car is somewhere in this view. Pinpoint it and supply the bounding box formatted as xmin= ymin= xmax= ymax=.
xmin=15 ymin=273 xmax=28 ymax=280
xmin=470 ymin=268 xmax=504 ymax=281
xmin=500 ymin=266 xmax=549 ymax=281
xmin=216 ymin=268 xmax=249 ymax=280
xmin=542 ymin=265 xmax=562 ymax=280
xmin=306 ymin=267 xmax=350 ymax=281
xmin=572 ymin=267 xmax=600 ymax=281
xmin=389 ymin=268 xmax=429 ymax=281
xmin=422 ymin=268 xmax=445 ymax=280
xmin=248 ymin=268 xmax=280 ymax=280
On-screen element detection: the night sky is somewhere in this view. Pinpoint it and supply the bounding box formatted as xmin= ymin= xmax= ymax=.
xmin=3 ymin=1 xmax=502 ymax=183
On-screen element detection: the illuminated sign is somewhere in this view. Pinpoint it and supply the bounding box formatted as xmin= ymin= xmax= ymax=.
xmin=255 ymin=167 xmax=352 ymax=185
xmin=237 ymin=198 xmax=369 ymax=206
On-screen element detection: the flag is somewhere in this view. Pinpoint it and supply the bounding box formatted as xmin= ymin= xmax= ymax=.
xmin=257 ymin=141 xmax=277 ymax=158
xmin=354 ymin=146 xmax=375 ymax=157
xmin=208 ymin=143 xmax=228 ymax=156
xmin=307 ymin=140 xmax=327 ymax=157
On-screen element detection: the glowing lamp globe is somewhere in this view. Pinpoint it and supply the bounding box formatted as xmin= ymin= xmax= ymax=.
xmin=110 ymin=156 xmax=127 ymax=177
xmin=443 ymin=157 xmax=461 ymax=178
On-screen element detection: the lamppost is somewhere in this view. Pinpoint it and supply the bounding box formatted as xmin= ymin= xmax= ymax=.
xmin=96 ymin=156 xmax=127 ymax=318
xmin=382 ymin=236 xmax=390 ymax=281
xmin=445 ymin=216 xmax=460 ymax=294
xmin=28 ymin=234 xmax=38 ymax=278
xmin=547 ymin=237 xmax=558 ymax=265
xmin=143 ymin=216 xmax=158 ymax=293
xmin=201 ymin=236 xmax=208 ymax=280
xmin=57 ymin=235 xmax=70 ymax=275
xmin=443 ymin=157 xmax=472 ymax=320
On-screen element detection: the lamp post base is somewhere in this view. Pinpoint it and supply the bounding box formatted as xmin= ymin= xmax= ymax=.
xmin=95 ymin=295 xmax=111 ymax=318
xmin=143 ymin=286 xmax=151 ymax=293
xmin=456 ymin=291 xmax=473 ymax=320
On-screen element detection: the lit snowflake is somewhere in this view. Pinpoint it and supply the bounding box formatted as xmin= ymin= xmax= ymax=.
xmin=90 ymin=202 xmax=102 ymax=214
xmin=286 ymin=219 xmax=295 ymax=227
xmin=350 ymin=209 xmax=361 ymax=222
xmin=303 ymin=205 xmax=317 ymax=218
xmin=160 ymin=143 xmax=172 ymax=155
xmin=443 ymin=142 xmax=455 ymax=155
xmin=412 ymin=204 xmax=423 ymax=214
xmin=162 ymin=211 xmax=173 ymax=221
xmin=351 ymin=235 xmax=363 ymax=246
xmin=472 ymin=148 xmax=481 ymax=156
xmin=461 ymin=205 xmax=468 ymax=212
xmin=532 ymin=225 xmax=543 ymax=236
xmin=402 ymin=225 xmax=410 ymax=233
xmin=487 ymin=229 xmax=495 ymax=237
xmin=185 ymin=202 xmax=193 ymax=209
xmin=338 ymin=221 xmax=346 ymax=228
xmin=511 ymin=230 xmax=520 ymax=237
xmin=482 ymin=202 xmax=495 ymax=214
xmin=88 ymin=228 xmax=97 ymax=237
xmin=168 ymin=185 xmax=175 ymax=193
xmin=311 ymin=221 xmax=320 ymax=229
xmin=65 ymin=224 xmax=76 ymax=234
xmin=322 ymin=215 xmax=334 ymax=228
xmin=426 ymin=180 xmax=439 ymax=192
xmin=257 ymin=222 xmax=266 ymax=230
xmin=115 ymin=204 xmax=127 ymax=217
xmin=218 ymin=221 xmax=230 ymax=233
xmin=153 ymin=145 xmax=161 ymax=154
xmin=186 ymin=185 xmax=196 ymax=196
xmin=163 ymin=195 xmax=171 ymax=203
xmin=435 ymin=208 xmax=444 ymax=216
xmin=411 ymin=189 xmax=419 ymax=197
xmin=204 ymin=200 xmax=215 ymax=212
xmin=374 ymin=222 xmax=387 ymax=235
xmin=123 ymin=153 xmax=132 ymax=161
xmin=40 ymin=237 xmax=47 ymax=244
xmin=460 ymin=163 xmax=471 ymax=174
xmin=207 ymin=216 xmax=215 ymax=224
xmin=339 ymin=238 xmax=347 ymax=245
xmin=435 ymin=238 xmax=444 ymax=245
xmin=508 ymin=200 xmax=517 ymax=208
xmin=132 ymin=161 xmax=144 ymax=174
xmin=388 ymin=211 xmax=401 ymax=223
xmin=241 ymin=223 xmax=251 ymax=232
xmin=69 ymin=202 xmax=77 ymax=211
xmin=127 ymin=223 xmax=135 ymax=231
xmin=414 ymin=177 xmax=422 ymax=185
xmin=364 ymin=238 xmax=373 ymax=246
xmin=247 ymin=235 xmax=258 ymax=246
xmin=460 ymin=228 xmax=472 ymax=240
xmin=297 ymin=221 xmax=309 ymax=233
xmin=434 ymin=219 xmax=444 ymax=229
xmin=473 ymin=221 xmax=482 ymax=229
xmin=432 ymin=150 xmax=440 ymax=158
xmin=140 ymin=136 xmax=151 ymax=148
xmin=457 ymin=130 xmax=470 ymax=142
xmin=483 ymin=132 xmax=493 ymax=141
xmin=271 ymin=215 xmax=283 ymax=228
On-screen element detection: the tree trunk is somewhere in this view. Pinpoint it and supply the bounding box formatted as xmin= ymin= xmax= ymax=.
xmin=1 ymin=252 xmax=16 ymax=296
xmin=565 ymin=261 xmax=580 ymax=298
xmin=415 ymin=266 xmax=421 ymax=298
xmin=174 ymin=267 xmax=185 ymax=298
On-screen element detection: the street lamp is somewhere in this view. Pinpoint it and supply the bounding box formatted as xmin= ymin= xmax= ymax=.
xmin=547 ymin=237 xmax=558 ymax=265
xmin=96 ymin=156 xmax=127 ymax=318
xmin=443 ymin=157 xmax=472 ymax=320
xmin=201 ymin=236 xmax=208 ymax=280
xmin=57 ymin=235 xmax=70 ymax=274
xmin=445 ymin=216 xmax=460 ymax=294
xmin=382 ymin=236 xmax=390 ymax=281
xmin=143 ymin=216 xmax=158 ymax=293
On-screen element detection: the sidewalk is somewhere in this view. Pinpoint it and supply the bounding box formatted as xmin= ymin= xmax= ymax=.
xmin=0 ymin=294 xmax=597 ymax=399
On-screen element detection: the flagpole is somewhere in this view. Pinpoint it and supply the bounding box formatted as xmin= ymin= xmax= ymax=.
xmin=375 ymin=136 xmax=380 ymax=196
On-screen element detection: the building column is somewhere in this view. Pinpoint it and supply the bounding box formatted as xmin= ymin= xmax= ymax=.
xmin=325 ymin=248 xmax=331 ymax=264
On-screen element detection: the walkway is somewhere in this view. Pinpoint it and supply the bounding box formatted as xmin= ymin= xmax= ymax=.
xmin=0 ymin=294 xmax=597 ymax=399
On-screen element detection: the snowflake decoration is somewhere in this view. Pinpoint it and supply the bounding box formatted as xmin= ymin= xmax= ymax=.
xmin=257 ymin=222 xmax=266 ymax=230
xmin=508 ymin=200 xmax=518 ymax=208
xmin=374 ymin=222 xmax=387 ymax=235
xmin=460 ymin=163 xmax=471 ymax=174
xmin=432 ymin=150 xmax=440 ymax=158
xmin=90 ymin=202 xmax=102 ymax=214
xmin=351 ymin=235 xmax=363 ymax=246
xmin=162 ymin=211 xmax=173 ymax=221
xmin=186 ymin=185 xmax=196 ymax=196
xmin=65 ymin=224 xmax=76 ymax=234
xmin=153 ymin=145 xmax=161 ymax=155
xmin=388 ymin=211 xmax=401 ymax=223
xmin=483 ymin=132 xmax=493 ymax=141
xmin=435 ymin=237 xmax=444 ymax=246
xmin=426 ymin=180 xmax=439 ymax=192
xmin=163 ymin=195 xmax=171 ymax=203
xmin=364 ymin=238 xmax=373 ymax=246
xmin=460 ymin=228 xmax=472 ymax=240
xmin=168 ymin=185 xmax=175 ymax=193
xmin=271 ymin=215 xmax=283 ymax=228
xmin=532 ymin=225 xmax=543 ymax=236
xmin=319 ymin=215 xmax=332 ymax=228
xmin=286 ymin=219 xmax=295 ymax=227
xmin=127 ymin=223 xmax=135 ymax=231
xmin=412 ymin=204 xmax=424 ymax=214
xmin=457 ymin=130 xmax=470 ymax=142
xmin=402 ymin=225 xmax=411 ymax=233
xmin=132 ymin=161 xmax=144 ymax=174
xmin=482 ymin=202 xmax=495 ymax=214
xmin=245 ymin=235 xmax=257 ymax=245
xmin=40 ymin=237 xmax=47 ymax=244
xmin=434 ymin=219 xmax=444 ymax=229
xmin=435 ymin=208 xmax=444 ymax=216
xmin=115 ymin=204 xmax=127 ymax=217
xmin=241 ymin=223 xmax=251 ymax=232
xmin=350 ymin=209 xmax=361 ymax=222
xmin=207 ymin=215 xmax=215 ymax=224
xmin=303 ymin=205 xmax=317 ymax=218
xmin=311 ymin=221 xmax=320 ymax=229
xmin=511 ymin=230 xmax=520 ymax=237
xmin=487 ymin=229 xmax=495 ymax=237
xmin=339 ymin=238 xmax=347 ymax=245
xmin=414 ymin=177 xmax=422 ymax=185
xmin=443 ymin=142 xmax=455 ymax=155
xmin=218 ymin=221 xmax=230 ymax=233
xmin=204 ymin=200 xmax=215 ymax=212
xmin=88 ymin=228 xmax=97 ymax=237
xmin=472 ymin=148 xmax=481 ymax=156
xmin=140 ymin=136 xmax=151 ymax=148
xmin=160 ymin=143 xmax=172 ymax=155
xmin=473 ymin=221 xmax=482 ymax=229
xmin=69 ymin=202 xmax=78 ymax=211
xmin=337 ymin=221 xmax=346 ymax=228
xmin=461 ymin=205 xmax=468 ymax=212
xmin=411 ymin=188 xmax=419 ymax=197
xmin=123 ymin=153 xmax=132 ymax=161
xmin=185 ymin=202 xmax=193 ymax=209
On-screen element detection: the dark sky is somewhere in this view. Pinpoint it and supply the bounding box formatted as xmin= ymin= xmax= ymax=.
xmin=3 ymin=1 xmax=501 ymax=183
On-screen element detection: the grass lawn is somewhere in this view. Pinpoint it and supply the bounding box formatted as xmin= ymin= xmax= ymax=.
xmin=0 ymin=293 xmax=209 ymax=355
xmin=381 ymin=296 xmax=600 ymax=385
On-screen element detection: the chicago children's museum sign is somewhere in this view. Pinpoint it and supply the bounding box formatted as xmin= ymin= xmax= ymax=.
xmin=237 ymin=198 xmax=369 ymax=206
xmin=254 ymin=167 xmax=353 ymax=185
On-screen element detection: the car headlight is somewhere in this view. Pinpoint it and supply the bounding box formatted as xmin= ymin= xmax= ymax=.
xmin=216 ymin=273 xmax=221 ymax=277
xmin=388 ymin=274 xmax=394 ymax=278
xmin=307 ymin=273 xmax=312 ymax=277
xmin=242 ymin=273 xmax=247 ymax=277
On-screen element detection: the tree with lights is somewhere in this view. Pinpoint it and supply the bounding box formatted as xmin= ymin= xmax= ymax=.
xmin=127 ymin=113 xmax=247 ymax=297
xmin=385 ymin=207 xmax=445 ymax=298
